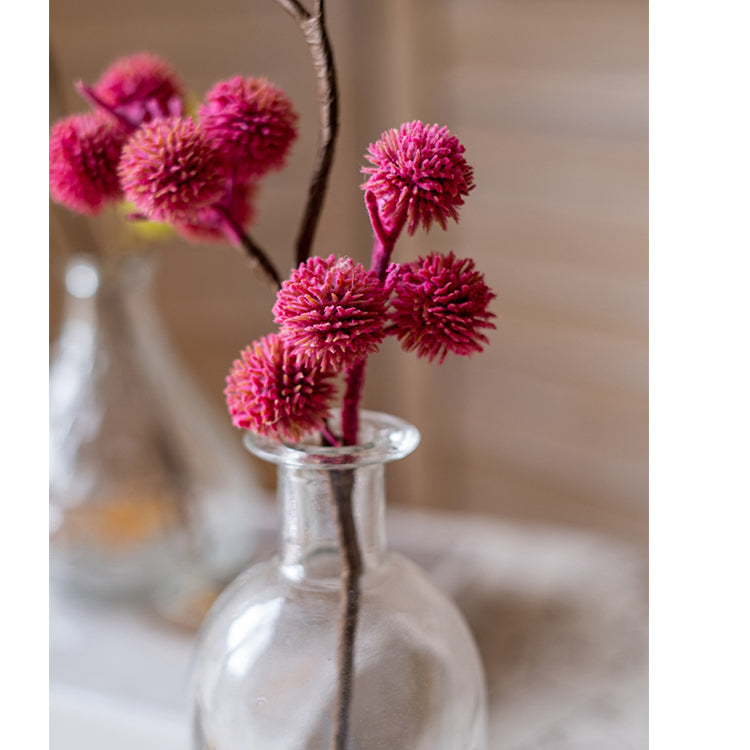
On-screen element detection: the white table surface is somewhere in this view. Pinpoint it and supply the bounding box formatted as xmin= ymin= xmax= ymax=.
xmin=50 ymin=506 xmax=647 ymax=749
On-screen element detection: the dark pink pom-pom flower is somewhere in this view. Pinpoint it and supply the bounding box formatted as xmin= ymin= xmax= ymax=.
xmin=198 ymin=76 xmax=298 ymax=180
xmin=224 ymin=333 xmax=336 ymax=442
xmin=273 ymin=255 xmax=388 ymax=373
xmin=386 ymin=251 xmax=496 ymax=364
xmin=118 ymin=117 xmax=227 ymax=224
xmin=92 ymin=52 xmax=184 ymax=123
xmin=361 ymin=121 xmax=475 ymax=235
xmin=49 ymin=112 xmax=130 ymax=215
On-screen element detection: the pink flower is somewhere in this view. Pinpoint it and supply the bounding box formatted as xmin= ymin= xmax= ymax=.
xmin=118 ymin=117 xmax=227 ymax=224
xmin=273 ymin=255 xmax=387 ymax=373
xmin=49 ymin=112 xmax=130 ymax=215
xmin=174 ymin=178 xmax=257 ymax=242
xmin=91 ymin=52 xmax=184 ymax=124
xmin=361 ymin=121 xmax=475 ymax=235
xmin=386 ymin=251 xmax=496 ymax=364
xmin=224 ymin=333 xmax=336 ymax=441
xmin=198 ymin=76 xmax=298 ymax=180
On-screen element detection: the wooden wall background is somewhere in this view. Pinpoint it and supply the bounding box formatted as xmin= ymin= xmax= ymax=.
xmin=50 ymin=0 xmax=648 ymax=543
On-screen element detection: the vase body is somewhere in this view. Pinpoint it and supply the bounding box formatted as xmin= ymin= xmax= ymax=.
xmin=190 ymin=411 xmax=487 ymax=749
xmin=49 ymin=252 xmax=266 ymax=605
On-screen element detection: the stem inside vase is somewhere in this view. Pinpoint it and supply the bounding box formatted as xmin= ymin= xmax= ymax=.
xmin=328 ymin=468 xmax=361 ymax=749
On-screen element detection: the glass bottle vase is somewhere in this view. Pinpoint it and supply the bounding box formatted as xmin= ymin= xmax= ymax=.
xmin=49 ymin=252 xmax=268 ymax=608
xmin=190 ymin=410 xmax=487 ymax=749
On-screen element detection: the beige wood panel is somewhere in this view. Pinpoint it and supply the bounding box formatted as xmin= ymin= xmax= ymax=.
xmin=363 ymin=0 xmax=648 ymax=542
xmin=50 ymin=0 xmax=648 ymax=542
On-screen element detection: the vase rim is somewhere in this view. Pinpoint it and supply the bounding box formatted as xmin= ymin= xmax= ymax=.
xmin=243 ymin=409 xmax=420 ymax=468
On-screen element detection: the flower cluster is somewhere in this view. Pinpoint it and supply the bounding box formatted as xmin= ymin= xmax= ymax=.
xmin=49 ymin=52 xmax=298 ymax=243
xmin=50 ymin=51 xmax=496 ymax=447
xmin=228 ymin=122 xmax=493 ymax=443
xmin=230 ymin=246 xmax=495 ymax=441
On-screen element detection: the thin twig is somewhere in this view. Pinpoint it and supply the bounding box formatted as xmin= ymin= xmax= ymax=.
xmin=274 ymin=0 xmax=340 ymax=266
xmin=216 ymin=206 xmax=283 ymax=290
xmin=273 ymin=0 xmax=310 ymax=21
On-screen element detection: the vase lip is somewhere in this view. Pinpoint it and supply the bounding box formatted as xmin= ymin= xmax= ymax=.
xmin=243 ymin=409 xmax=421 ymax=469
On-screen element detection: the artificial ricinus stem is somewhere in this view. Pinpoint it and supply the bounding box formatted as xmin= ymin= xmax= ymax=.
xmin=75 ymin=81 xmax=137 ymax=131
xmin=342 ymin=360 xmax=366 ymax=446
xmin=217 ymin=207 xmax=283 ymax=291
xmin=274 ymin=0 xmax=339 ymax=265
xmin=367 ymin=193 xmax=409 ymax=280
xmin=339 ymin=198 xmax=408 ymax=445
xmin=329 ymin=468 xmax=362 ymax=750
xmin=320 ymin=420 xmax=342 ymax=447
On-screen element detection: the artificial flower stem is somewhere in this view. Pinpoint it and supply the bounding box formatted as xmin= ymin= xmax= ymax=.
xmin=216 ymin=208 xmax=283 ymax=291
xmin=320 ymin=421 xmax=341 ymax=447
xmin=339 ymin=199 xmax=409 ymax=445
xmin=342 ymin=360 xmax=366 ymax=446
xmin=274 ymin=0 xmax=339 ymax=266
xmin=368 ymin=194 xmax=408 ymax=281
xmin=329 ymin=468 xmax=362 ymax=750
xmin=75 ymin=81 xmax=136 ymax=131
xmin=365 ymin=190 xmax=388 ymax=247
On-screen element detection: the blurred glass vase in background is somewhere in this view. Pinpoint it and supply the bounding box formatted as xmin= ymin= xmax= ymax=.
xmin=49 ymin=251 xmax=269 ymax=616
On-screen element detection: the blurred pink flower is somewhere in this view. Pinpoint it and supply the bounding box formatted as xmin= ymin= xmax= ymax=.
xmin=274 ymin=255 xmax=387 ymax=373
xmin=118 ymin=116 xmax=227 ymax=224
xmin=199 ymin=76 xmax=298 ymax=180
xmin=91 ymin=52 xmax=184 ymax=124
xmin=386 ymin=251 xmax=496 ymax=364
xmin=224 ymin=333 xmax=336 ymax=441
xmin=361 ymin=121 xmax=475 ymax=235
xmin=49 ymin=112 xmax=129 ymax=215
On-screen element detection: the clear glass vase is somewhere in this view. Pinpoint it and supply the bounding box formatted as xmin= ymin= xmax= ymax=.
xmin=190 ymin=410 xmax=487 ymax=749
xmin=49 ymin=252 xmax=268 ymax=614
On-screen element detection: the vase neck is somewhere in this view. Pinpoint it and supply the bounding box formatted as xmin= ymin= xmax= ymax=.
xmin=278 ymin=462 xmax=388 ymax=583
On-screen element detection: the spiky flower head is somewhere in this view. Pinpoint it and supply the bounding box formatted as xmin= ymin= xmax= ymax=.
xmin=386 ymin=251 xmax=496 ymax=364
xmin=361 ymin=121 xmax=475 ymax=235
xmin=118 ymin=116 xmax=227 ymax=224
xmin=174 ymin=179 xmax=257 ymax=242
xmin=49 ymin=112 xmax=130 ymax=215
xmin=224 ymin=333 xmax=336 ymax=441
xmin=198 ymin=76 xmax=298 ymax=180
xmin=274 ymin=255 xmax=388 ymax=373
xmin=92 ymin=52 xmax=184 ymax=123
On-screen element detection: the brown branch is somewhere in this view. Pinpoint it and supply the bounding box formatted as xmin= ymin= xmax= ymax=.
xmin=329 ymin=468 xmax=362 ymax=750
xmin=216 ymin=206 xmax=283 ymax=291
xmin=274 ymin=0 xmax=340 ymax=266
xmin=273 ymin=0 xmax=310 ymax=21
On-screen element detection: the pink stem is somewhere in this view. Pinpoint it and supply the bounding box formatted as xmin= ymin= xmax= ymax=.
xmin=339 ymin=197 xmax=409 ymax=444
xmin=341 ymin=359 xmax=366 ymax=445
xmin=75 ymin=82 xmax=137 ymax=130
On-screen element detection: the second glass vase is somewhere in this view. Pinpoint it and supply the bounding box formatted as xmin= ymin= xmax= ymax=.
xmin=49 ymin=251 xmax=269 ymax=614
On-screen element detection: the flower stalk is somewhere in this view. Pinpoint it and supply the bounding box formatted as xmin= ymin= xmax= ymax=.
xmin=273 ymin=0 xmax=339 ymax=266
xmin=328 ymin=468 xmax=361 ymax=750
xmin=215 ymin=206 xmax=282 ymax=291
